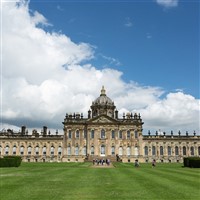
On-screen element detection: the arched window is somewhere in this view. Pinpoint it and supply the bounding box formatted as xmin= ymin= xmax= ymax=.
xmin=183 ymin=146 xmax=186 ymax=156
xmin=43 ymin=146 xmax=46 ymax=155
xmin=127 ymin=131 xmax=130 ymax=139
xmin=20 ymin=146 xmax=24 ymax=155
xmin=67 ymin=145 xmax=71 ymax=155
xmin=111 ymin=146 xmax=115 ymax=155
xmin=198 ymin=147 xmax=200 ymax=156
xmin=12 ymin=145 xmax=17 ymax=155
xmin=175 ymin=146 xmax=179 ymax=156
xmin=75 ymin=146 xmax=79 ymax=155
xmin=168 ymin=146 xmax=171 ymax=156
xmin=127 ymin=146 xmax=131 ymax=156
xmin=5 ymin=145 xmax=9 ymax=155
xmin=82 ymin=146 xmax=86 ymax=155
xmin=28 ymin=146 xmax=32 ymax=155
xmin=76 ymin=130 xmax=79 ymax=138
xmin=91 ymin=146 xmax=94 ymax=155
xmin=119 ymin=146 xmax=123 ymax=156
xmin=50 ymin=146 xmax=54 ymax=155
xmin=35 ymin=146 xmax=39 ymax=155
xmin=58 ymin=146 xmax=62 ymax=155
xmin=190 ymin=146 xmax=194 ymax=156
xmin=160 ymin=146 xmax=163 ymax=156
xmin=144 ymin=146 xmax=148 ymax=156
xmin=101 ymin=129 xmax=105 ymax=139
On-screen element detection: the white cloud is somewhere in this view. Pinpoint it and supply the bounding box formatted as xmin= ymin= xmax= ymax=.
xmin=139 ymin=92 xmax=200 ymax=133
xmin=156 ymin=0 xmax=179 ymax=8
xmin=1 ymin=1 xmax=199 ymax=134
xmin=124 ymin=17 xmax=133 ymax=27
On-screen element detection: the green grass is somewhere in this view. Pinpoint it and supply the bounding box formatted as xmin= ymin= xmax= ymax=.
xmin=0 ymin=162 xmax=199 ymax=200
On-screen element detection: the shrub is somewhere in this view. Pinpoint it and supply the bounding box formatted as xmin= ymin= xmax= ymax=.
xmin=183 ymin=157 xmax=200 ymax=168
xmin=0 ymin=156 xmax=22 ymax=167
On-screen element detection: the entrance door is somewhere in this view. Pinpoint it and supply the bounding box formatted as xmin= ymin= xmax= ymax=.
xmin=100 ymin=145 xmax=105 ymax=156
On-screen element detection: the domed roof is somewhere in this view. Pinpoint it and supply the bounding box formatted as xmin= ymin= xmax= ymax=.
xmin=93 ymin=86 xmax=114 ymax=106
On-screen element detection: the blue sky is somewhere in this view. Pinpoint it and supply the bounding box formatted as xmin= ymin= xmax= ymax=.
xmin=1 ymin=0 xmax=199 ymax=133
xmin=29 ymin=0 xmax=199 ymax=98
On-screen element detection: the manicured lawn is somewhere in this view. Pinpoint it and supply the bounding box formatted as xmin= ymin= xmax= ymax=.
xmin=0 ymin=162 xmax=199 ymax=200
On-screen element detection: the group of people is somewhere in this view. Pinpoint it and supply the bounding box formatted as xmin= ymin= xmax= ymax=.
xmin=93 ymin=158 xmax=111 ymax=166
xmin=134 ymin=159 xmax=156 ymax=168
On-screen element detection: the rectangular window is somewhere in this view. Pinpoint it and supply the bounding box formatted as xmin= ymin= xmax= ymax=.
xmin=91 ymin=146 xmax=94 ymax=155
xmin=127 ymin=131 xmax=130 ymax=139
xmin=152 ymin=146 xmax=156 ymax=156
xmin=91 ymin=130 xmax=94 ymax=139
xmin=168 ymin=146 xmax=171 ymax=156
xmin=135 ymin=131 xmax=138 ymax=139
xmin=67 ymin=147 xmax=71 ymax=155
xmin=119 ymin=131 xmax=122 ymax=139
xmin=175 ymin=146 xmax=179 ymax=156
xmin=160 ymin=146 xmax=163 ymax=156
xmin=68 ymin=130 xmax=72 ymax=139
xmin=75 ymin=147 xmax=79 ymax=155
xmin=112 ymin=130 xmax=115 ymax=139
xmin=76 ymin=130 xmax=79 ymax=138
xmin=111 ymin=146 xmax=115 ymax=155
xmin=144 ymin=146 xmax=148 ymax=156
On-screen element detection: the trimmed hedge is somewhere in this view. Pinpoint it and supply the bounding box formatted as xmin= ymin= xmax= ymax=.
xmin=0 ymin=156 xmax=22 ymax=167
xmin=183 ymin=157 xmax=200 ymax=168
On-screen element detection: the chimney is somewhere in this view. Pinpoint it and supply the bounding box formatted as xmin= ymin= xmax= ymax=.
xmin=115 ymin=110 xmax=118 ymax=119
xmin=43 ymin=126 xmax=47 ymax=136
xmin=21 ymin=126 xmax=26 ymax=135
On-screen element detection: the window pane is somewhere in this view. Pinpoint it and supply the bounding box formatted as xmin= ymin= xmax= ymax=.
xmin=67 ymin=147 xmax=71 ymax=155
xmin=91 ymin=130 xmax=94 ymax=139
xmin=152 ymin=146 xmax=156 ymax=156
xmin=112 ymin=130 xmax=115 ymax=139
xmin=75 ymin=147 xmax=79 ymax=155
xmin=168 ymin=146 xmax=171 ymax=156
xmin=127 ymin=147 xmax=131 ymax=156
xmin=175 ymin=146 xmax=179 ymax=156
xmin=119 ymin=131 xmax=122 ymax=139
xmin=91 ymin=146 xmax=94 ymax=155
xmin=111 ymin=146 xmax=115 ymax=155
xmin=144 ymin=146 xmax=148 ymax=156
xmin=101 ymin=129 xmax=105 ymax=139
xmin=127 ymin=131 xmax=130 ymax=139
xmin=68 ymin=130 xmax=72 ymax=138
xmin=76 ymin=130 xmax=79 ymax=138
xmin=160 ymin=146 xmax=163 ymax=156
xmin=119 ymin=147 xmax=123 ymax=156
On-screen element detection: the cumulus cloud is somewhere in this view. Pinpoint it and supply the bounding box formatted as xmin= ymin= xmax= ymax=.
xmin=1 ymin=1 xmax=199 ymax=134
xmin=139 ymin=92 xmax=200 ymax=133
xmin=156 ymin=0 xmax=179 ymax=8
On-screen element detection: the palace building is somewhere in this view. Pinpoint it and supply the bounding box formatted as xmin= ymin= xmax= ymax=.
xmin=0 ymin=87 xmax=200 ymax=163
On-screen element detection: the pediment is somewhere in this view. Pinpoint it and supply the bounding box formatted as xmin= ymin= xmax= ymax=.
xmin=88 ymin=115 xmax=118 ymax=123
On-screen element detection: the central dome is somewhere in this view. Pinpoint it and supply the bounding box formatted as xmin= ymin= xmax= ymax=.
xmin=90 ymin=86 xmax=116 ymax=118
xmin=93 ymin=86 xmax=114 ymax=106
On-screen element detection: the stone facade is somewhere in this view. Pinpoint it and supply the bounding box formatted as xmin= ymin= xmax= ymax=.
xmin=0 ymin=87 xmax=199 ymax=163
